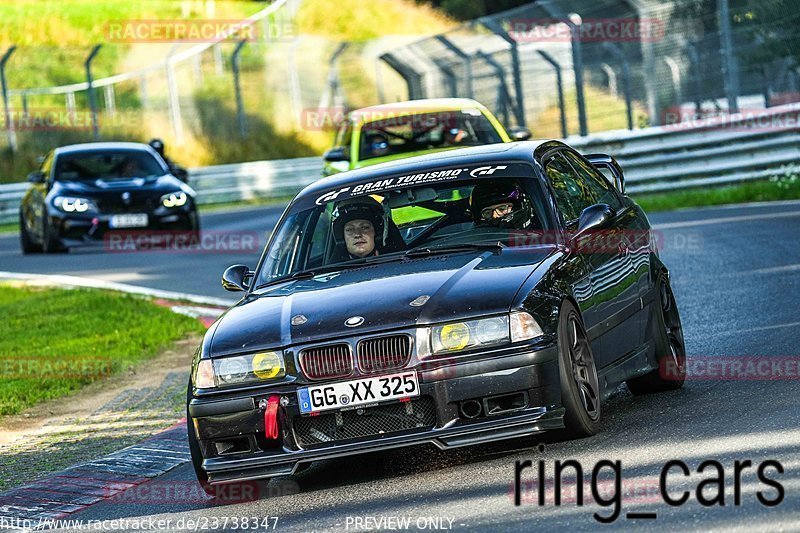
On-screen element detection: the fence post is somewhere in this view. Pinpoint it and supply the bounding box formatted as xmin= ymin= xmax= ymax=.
xmin=433 ymin=58 xmax=458 ymax=97
xmin=718 ymin=0 xmax=740 ymax=113
xmin=85 ymin=44 xmax=102 ymax=141
xmin=165 ymin=47 xmax=184 ymax=145
xmin=479 ymin=18 xmax=526 ymax=127
xmin=475 ymin=51 xmax=514 ymax=128
xmin=600 ymin=64 xmax=617 ymax=97
xmin=379 ymin=53 xmax=425 ymax=100
xmin=0 ymin=46 xmax=17 ymax=153
xmin=567 ymin=14 xmax=588 ymax=136
xmin=664 ymin=56 xmax=683 ymax=114
xmin=602 ymin=42 xmax=633 ymax=131
xmin=537 ymin=50 xmax=567 ymax=139
xmin=325 ymin=43 xmax=348 ymax=111
xmin=435 ymin=35 xmax=472 ymax=98
xmin=686 ymin=43 xmax=702 ymax=116
xmin=232 ymin=39 xmax=248 ymax=137
xmin=288 ymin=39 xmax=302 ymax=125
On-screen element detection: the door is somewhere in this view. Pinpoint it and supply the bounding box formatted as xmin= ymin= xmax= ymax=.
xmin=543 ymin=149 xmax=642 ymax=368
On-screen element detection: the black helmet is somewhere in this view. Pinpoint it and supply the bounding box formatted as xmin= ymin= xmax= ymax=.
xmin=148 ymin=138 xmax=165 ymax=156
xmin=332 ymin=196 xmax=386 ymax=247
xmin=469 ymin=179 xmax=533 ymax=229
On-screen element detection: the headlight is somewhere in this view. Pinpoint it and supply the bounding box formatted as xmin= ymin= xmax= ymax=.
xmin=193 ymin=351 xmax=286 ymax=388
xmin=430 ymin=316 xmax=510 ymax=355
xmin=418 ymin=312 xmax=544 ymax=358
xmin=161 ymin=191 xmax=187 ymax=208
xmin=53 ymin=196 xmax=95 ymax=213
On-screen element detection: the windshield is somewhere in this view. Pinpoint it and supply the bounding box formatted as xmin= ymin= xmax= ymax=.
xmin=358 ymin=109 xmax=503 ymax=162
xmin=55 ymin=150 xmax=166 ymax=181
xmin=254 ymin=169 xmax=553 ymax=289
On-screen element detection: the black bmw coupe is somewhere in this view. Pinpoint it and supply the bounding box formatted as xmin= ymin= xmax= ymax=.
xmin=187 ymin=140 xmax=686 ymax=492
xmin=19 ymin=142 xmax=199 ymax=253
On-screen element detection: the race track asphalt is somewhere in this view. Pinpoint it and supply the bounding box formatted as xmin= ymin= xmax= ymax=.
xmin=3 ymin=200 xmax=800 ymax=532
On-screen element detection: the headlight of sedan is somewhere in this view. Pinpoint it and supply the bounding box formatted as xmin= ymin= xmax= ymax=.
xmin=53 ymin=196 xmax=96 ymax=213
xmin=161 ymin=191 xmax=187 ymax=208
xmin=192 ymin=351 xmax=285 ymax=388
xmin=418 ymin=312 xmax=543 ymax=358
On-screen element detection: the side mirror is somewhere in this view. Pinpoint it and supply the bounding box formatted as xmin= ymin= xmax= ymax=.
xmin=586 ymin=153 xmax=625 ymax=194
xmin=575 ymin=204 xmax=615 ymax=241
xmin=27 ymin=171 xmax=45 ymax=184
xmin=323 ymin=146 xmax=349 ymax=163
xmin=221 ymin=264 xmax=253 ymax=292
xmin=509 ymin=127 xmax=532 ymax=141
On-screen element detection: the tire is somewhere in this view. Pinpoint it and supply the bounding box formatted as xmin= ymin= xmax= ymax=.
xmin=626 ymin=274 xmax=686 ymax=395
xmin=557 ymin=301 xmax=601 ymax=438
xmin=186 ymin=379 xmax=215 ymax=497
xmin=19 ymin=211 xmax=42 ymax=254
xmin=41 ymin=214 xmax=68 ymax=254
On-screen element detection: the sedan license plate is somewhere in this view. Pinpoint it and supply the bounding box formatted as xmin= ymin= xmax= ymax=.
xmin=110 ymin=214 xmax=148 ymax=228
xmin=297 ymin=371 xmax=419 ymax=414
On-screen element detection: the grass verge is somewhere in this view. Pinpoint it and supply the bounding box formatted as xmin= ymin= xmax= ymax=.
xmin=0 ymin=284 xmax=205 ymax=415
xmin=633 ymin=174 xmax=800 ymax=212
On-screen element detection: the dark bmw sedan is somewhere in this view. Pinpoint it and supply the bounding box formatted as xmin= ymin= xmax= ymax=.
xmin=187 ymin=140 xmax=686 ymax=493
xmin=19 ymin=142 xmax=198 ymax=253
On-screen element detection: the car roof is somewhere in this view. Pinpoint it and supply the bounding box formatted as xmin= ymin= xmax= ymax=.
xmin=348 ymin=98 xmax=491 ymax=123
xmin=298 ymin=140 xmax=561 ymax=200
xmin=53 ymin=142 xmax=155 ymax=155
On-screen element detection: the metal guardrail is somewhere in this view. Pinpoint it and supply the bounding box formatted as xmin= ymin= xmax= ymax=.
xmin=1 ymin=103 xmax=799 ymax=224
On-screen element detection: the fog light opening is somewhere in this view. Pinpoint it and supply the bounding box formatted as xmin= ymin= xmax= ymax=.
xmin=459 ymin=399 xmax=483 ymax=419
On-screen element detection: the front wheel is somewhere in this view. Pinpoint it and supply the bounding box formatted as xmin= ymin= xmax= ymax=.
xmin=42 ymin=214 xmax=68 ymax=254
xmin=626 ymin=274 xmax=686 ymax=394
xmin=557 ymin=301 xmax=601 ymax=438
xmin=19 ymin=211 xmax=42 ymax=254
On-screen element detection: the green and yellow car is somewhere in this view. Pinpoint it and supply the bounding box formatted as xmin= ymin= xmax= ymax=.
xmin=322 ymin=98 xmax=530 ymax=176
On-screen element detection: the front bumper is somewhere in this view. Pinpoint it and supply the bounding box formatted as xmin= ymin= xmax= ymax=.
xmin=189 ymin=344 xmax=563 ymax=484
xmin=52 ymin=206 xmax=195 ymax=244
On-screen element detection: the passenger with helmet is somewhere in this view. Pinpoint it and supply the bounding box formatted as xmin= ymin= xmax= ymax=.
xmin=469 ymin=178 xmax=536 ymax=230
xmin=148 ymin=138 xmax=189 ymax=182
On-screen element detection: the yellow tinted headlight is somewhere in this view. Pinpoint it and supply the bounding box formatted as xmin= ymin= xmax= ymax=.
xmin=252 ymin=351 xmax=284 ymax=379
xmin=436 ymin=322 xmax=471 ymax=351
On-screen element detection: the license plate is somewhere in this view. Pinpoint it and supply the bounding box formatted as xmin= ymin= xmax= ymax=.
xmin=297 ymin=371 xmax=419 ymax=414
xmin=110 ymin=214 xmax=148 ymax=228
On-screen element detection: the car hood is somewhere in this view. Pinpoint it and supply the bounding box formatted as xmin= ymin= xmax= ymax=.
xmin=208 ymin=246 xmax=557 ymax=357
xmin=52 ymin=174 xmax=186 ymax=196
xmin=352 ymin=147 xmax=461 ymax=170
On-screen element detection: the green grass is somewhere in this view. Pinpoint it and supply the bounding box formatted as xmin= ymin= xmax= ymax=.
xmin=0 ymin=284 xmax=205 ymax=415
xmin=633 ymin=174 xmax=800 ymax=212
xmin=296 ymin=0 xmax=452 ymax=41
xmin=0 ymin=222 xmax=18 ymax=234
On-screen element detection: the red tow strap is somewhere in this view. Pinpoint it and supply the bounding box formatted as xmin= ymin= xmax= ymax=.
xmin=264 ymin=395 xmax=280 ymax=440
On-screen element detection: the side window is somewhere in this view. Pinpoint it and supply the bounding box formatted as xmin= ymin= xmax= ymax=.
xmin=545 ymin=152 xmax=593 ymax=223
xmin=561 ymin=151 xmax=622 ymax=210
